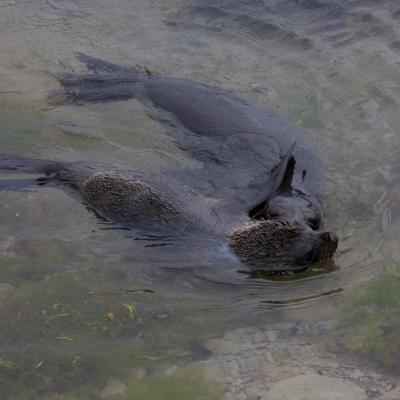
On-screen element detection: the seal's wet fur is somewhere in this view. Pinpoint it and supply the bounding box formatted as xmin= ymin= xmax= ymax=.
xmin=229 ymin=220 xmax=335 ymax=271
xmin=82 ymin=173 xmax=184 ymax=226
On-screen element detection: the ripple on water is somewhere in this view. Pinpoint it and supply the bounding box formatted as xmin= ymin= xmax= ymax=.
xmin=170 ymin=0 xmax=364 ymax=51
xmin=171 ymin=4 xmax=315 ymax=51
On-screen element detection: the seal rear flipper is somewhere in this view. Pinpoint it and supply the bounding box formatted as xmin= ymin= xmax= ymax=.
xmin=76 ymin=53 xmax=144 ymax=75
xmin=0 ymin=178 xmax=39 ymax=191
xmin=0 ymin=177 xmax=58 ymax=191
xmin=54 ymin=80 xmax=139 ymax=104
xmin=53 ymin=53 xmax=149 ymax=104
xmin=0 ymin=154 xmax=60 ymax=175
xmin=0 ymin=155 xmax=60 ymax=191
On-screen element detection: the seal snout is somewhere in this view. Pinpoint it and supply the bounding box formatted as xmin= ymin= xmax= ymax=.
xmin=318 ymin=231 xmax=339 ymax=262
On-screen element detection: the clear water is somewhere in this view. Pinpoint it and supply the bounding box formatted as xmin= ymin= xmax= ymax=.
xmin=1 ymin=0 xmax=400 ymax=398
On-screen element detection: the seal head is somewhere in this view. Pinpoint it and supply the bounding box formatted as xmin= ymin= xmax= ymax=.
xmin=249 ymin=142 xmax=323 ymax=230
xmin=229 ymin=220 xmax=338 ymax=272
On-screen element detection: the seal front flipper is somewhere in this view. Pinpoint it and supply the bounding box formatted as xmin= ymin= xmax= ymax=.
xmin=248 ymin=141 xmax=296 ymax=218
xmin=0 ymin=178 xmax=54 ymax=191
xmin=0 ymin=154 xmax=60 ymax=175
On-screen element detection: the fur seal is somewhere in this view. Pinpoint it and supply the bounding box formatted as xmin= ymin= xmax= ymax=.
xmin=0 ymin=53 xmax=338 ymax=273
xmin=0 ymin=154 xmax=337 ymax=273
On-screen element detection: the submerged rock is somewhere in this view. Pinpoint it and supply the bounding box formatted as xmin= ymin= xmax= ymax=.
xmin=380 ymin=385 xmax=400 ymax=400
xmin=0 ymin=283 xmax=15 ymax=301
xmin=195 ymin=326 xmax=395 ymax=400
xmin=100 ymin=378 xmax=127 ymax=398
xmin=0 ymin=237 xmax=18 ymax=258
xmin=268 ymin=373 xmax=367 ymax=400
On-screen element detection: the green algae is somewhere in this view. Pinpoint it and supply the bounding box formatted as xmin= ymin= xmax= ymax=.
xmin=0 ymin=271 xmax=135 ymax=343
xmin=125 ymin=368 xmax=223 ymax=400
xmin=0 ymin=268 xmax=223 ymax=345
xmin=0 ymin=268 xmax=226 ymax=398
xmin=0 ymin=107 xmax=48 ymax=151
xmin=31 ymin=368 xmax=223 ymax=400
xmin=0 ymin=350 xmax=104 ymax=400
xmin=336 ymin=270 xmax=400 ymax=373
xmin=0 ymin=238 xmax=75 ymax=285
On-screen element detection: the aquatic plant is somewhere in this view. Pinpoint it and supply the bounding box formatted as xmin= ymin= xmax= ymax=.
xmin=0 ymin=268 xmax=226 ymax=398
xmin=124 ymin=368 xmax=223 ymax=400
xmin=336 ymin=270 xmax=400 ymax=373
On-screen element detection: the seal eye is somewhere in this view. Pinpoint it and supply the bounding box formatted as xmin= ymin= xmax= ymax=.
xmin=263 ymin=205 xmax=279 ymax=219
xmin=267 ymin=211 xmax=281 ymax=220
xmin=307 ymin=217 xmax=320 ymax=230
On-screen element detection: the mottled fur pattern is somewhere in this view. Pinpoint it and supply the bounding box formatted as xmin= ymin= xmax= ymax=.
xmin=229 ymin=220 xmax=321 ymax=270
xmin=81 ymin=172 xmax=185 ymax=226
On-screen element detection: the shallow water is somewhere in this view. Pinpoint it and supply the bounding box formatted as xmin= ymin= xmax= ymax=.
xmin=1 ymin=0 xmax=400 ymax=398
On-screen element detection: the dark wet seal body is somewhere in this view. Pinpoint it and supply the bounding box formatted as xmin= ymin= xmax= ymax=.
xmin=60 ymin=163 xmax=337 ymax=271
xmin=0 ymin=153 xmax=337 ymax=272
xmin=0 ymin=54 xmax=338 ymax=273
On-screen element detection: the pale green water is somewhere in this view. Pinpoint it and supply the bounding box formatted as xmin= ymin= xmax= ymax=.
xmin=1 ymin=0 xmax=400 ymax=398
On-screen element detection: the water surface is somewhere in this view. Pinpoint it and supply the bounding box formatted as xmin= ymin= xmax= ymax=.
xmin=1 ymin=0 xmax=400 ymax=398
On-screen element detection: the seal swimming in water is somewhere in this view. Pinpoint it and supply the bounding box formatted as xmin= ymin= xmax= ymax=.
xmin=0 ymin=155 xmax=337 ymax=272
xmin=57 ymin=54 xmax=326 ymax=227
xmin=0 ymin=53 xmax=338 ymax=272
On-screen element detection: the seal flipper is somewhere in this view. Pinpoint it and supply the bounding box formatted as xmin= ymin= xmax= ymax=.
xmin=268 ymin=141 xmax=296 ymax=196
xmin=0 ymin=178 xmax=49 ymax=191
xmin=248 ymin=141 xmax=296 ymax=218
xmin=0 ymin=154 xmax=60 ymax=175
xmin=0 ymin=155 xmax=61 ymax=191
xmin=54 ymin=53 xmax=149 ymax=104
xmin=76 ymin=53 xmax=143 ymax=75
xmin=275 ymin=150 xmax=296 ymax=195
